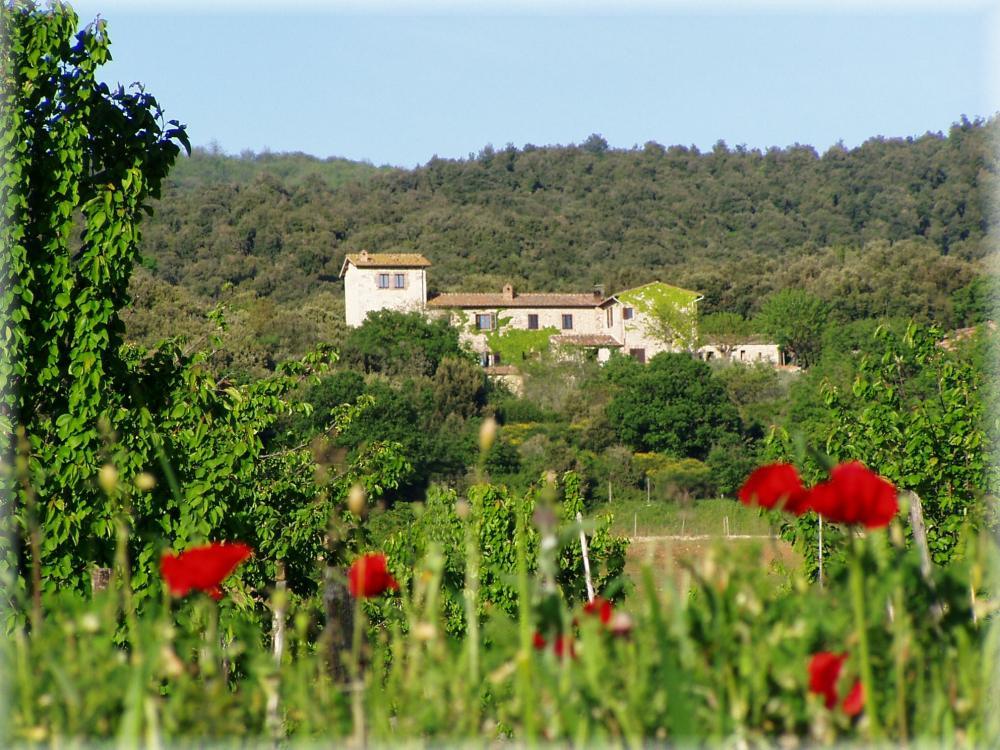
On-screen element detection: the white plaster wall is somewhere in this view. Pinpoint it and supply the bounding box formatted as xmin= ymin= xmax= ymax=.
xmin=344 ymin=265 xmax=427 ymax=327
xmin=611 ymin=301 xmax=680 ymax=361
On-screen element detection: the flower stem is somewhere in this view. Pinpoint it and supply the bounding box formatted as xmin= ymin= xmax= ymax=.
xmin=849 ymin=536 xmax=881 ymax=739
xmin=464 ymin=507 xmax=481 ymax=731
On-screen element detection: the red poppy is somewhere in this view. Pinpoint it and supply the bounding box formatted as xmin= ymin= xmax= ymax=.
xmin=842 ymin=679 xmax=865 ymax=716
xmin=553 ymin=634 xmax=575 ymax=659
xmin=808 ymin=462 xmax=898 ymax=529
xmin=347 ymin=553 xmax=399 ymax=598
xmin=808 ymin=651 xmax=846 ymax=709
xmin=160 ymin=542 xmax=252 ymax=600
xmin=582 ymin=596 xmax=613 ymax=625
xmin=532 ymin=631 xmax=576 ymax=658
xmin=738 ymin=463 xmax=810 ymax=515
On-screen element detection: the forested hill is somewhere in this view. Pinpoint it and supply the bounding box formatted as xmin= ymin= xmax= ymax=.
xmin=129 ymin=118 xmax=997 ymax=370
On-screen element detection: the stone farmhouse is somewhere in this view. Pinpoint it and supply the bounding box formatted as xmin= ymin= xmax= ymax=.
xmin=340 ymin=250 xmax=785 ymax=371
xmin=697 ymin=342 xmax=785 ymax=366
xmin=340 ymin=251 xmax=705 ymax=366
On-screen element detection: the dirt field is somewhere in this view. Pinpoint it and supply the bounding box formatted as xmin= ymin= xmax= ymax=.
xmin=623 ymin=534 xmax=800 ymax=592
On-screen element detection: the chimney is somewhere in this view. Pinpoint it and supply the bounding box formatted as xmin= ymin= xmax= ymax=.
xmin=503 ymin=283 xmax=515 ymax=300
xmin=593 ymin=284 xmax=605 ymax=299
xmin=359 ymin=249 xmax=369 ymax=261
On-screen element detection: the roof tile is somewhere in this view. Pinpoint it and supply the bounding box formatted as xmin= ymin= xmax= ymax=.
xmin=343 ymin=253 xmax=432 ymax=269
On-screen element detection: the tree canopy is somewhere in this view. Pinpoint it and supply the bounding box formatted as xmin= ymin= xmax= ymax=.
xmin=117 ymin=118 xmax=995 ymax=377
xmin=605 ymin=353 xmax=741 ymax=459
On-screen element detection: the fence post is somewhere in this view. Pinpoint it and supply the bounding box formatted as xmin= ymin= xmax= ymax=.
xmin=577 ymin=512 xmax=595 ymax=603
xmin=907 ymin=490 xmax=942 ymax=621
xmin=267 ymin=561 xmax=287 ymax=741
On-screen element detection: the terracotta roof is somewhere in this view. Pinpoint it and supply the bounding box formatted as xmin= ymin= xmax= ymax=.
xmin=938 ymin=320 xmax=996 ymax=350
xmin=427 ymin=292 xmax=602 ymax=309
xmin=339 ymin=252 xmax=431 ymax=276
xmin=551 ymin=334 xmax=623 ymax=347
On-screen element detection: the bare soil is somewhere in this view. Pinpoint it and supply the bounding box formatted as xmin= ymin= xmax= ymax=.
xmin=624 ymin=534 xmax=800 ymax=592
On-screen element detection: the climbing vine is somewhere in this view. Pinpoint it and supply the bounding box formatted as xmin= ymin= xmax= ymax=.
xmin=0 ymin=3 xmax=407 ymax=612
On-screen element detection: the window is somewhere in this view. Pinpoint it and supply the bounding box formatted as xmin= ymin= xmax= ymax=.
xmin=629 ymin=348 xmax=646 ymax=364
xmin=476 ymin=313 xmax=494 ymax=331
xmin=479 ymin=352 xmax=491 ymax=367
xmin=606 ymin=308 xmax=614 ymax=327
xmin=394 ymin=273 xmax=406 ymax=289
xmin=623 ymin=307 xmax=634 ymax=320
xmin=561 ymin=314 xmax=573 ymax=330
xmin=527 ymin=314 xmax=539 ymax=330
xmin=377 ymin=273 xmax=390 ymax=289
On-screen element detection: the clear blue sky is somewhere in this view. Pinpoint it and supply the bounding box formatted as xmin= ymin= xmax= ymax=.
xmin=72 ymin=2 xmax=999 ymax=168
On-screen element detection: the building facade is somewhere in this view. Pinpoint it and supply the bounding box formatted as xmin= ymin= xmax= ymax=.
xmin=340 ymin=251 xmax=431 ymax=327
xmin=341 ymin=253 xmax=781 ymax=367
xmin=696 ymin=342 xmax=785 ymax=365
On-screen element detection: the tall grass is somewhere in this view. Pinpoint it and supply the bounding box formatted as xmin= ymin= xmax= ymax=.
xmin=2 ymin=491 xmax=995 ymax=747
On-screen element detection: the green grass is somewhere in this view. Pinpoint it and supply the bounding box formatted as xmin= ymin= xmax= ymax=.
xmin=602 ymin=494 xmax=775 ymax=538
xmin=6 ymin=518 xmax=992 ymax=746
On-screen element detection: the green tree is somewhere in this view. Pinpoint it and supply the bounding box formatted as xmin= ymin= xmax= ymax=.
xmin=0 ymin=4 xmax=394 ymax=608
xmin=431 ymin=355 xmax=486 ymax=421
xmin=756 ymin=289 xmax=830 ymax=367
xmin=951 ymin=276 xmax=994 ymax=327
xmin=698 ymin=311 xmax=753 ymax=359
xmin=824 ymin=323 xmax=995 ymax=563
xmin=605 ymin=353 xmax=740 ymax=459
xmin=341 ymin=310 xmax=468 ymax=378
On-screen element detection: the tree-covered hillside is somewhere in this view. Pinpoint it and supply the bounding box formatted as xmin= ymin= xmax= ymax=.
xmin=128 ymin=119 xmax=997 ymax=370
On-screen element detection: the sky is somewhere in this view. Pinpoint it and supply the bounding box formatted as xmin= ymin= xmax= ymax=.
xmin=71 ymin=1 xmax=1000 ymax=168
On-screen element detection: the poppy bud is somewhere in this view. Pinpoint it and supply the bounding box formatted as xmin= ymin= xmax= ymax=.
xmin=98 ymin=464 xmax=118 ymax=495
xmin=347 ymin=484 xmax=366 ymax=517
xmin=479 ymin=417 xmax=497 ymax=453
xmin=134 ymin=472 xmax=157 ymax=492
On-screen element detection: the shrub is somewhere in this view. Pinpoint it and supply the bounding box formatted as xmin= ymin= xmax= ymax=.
xmin=341 ymin=310 xmax=468 ymax=377
xmin=706 ymin=433 xmax=761 ymax=498
xmin=649 ymin=458 xmax=716 ymax=501
xmin=595 ymin=446 xmax=644 ymax=491
xmin=606 ymin=353 xmax=740 ymax=459
xmin=384 ymin=473 xmax=628 ymax=633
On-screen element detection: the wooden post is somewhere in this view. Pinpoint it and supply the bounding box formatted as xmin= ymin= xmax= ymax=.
xmin=321 ymin=565 xmax=355 ymax=681
xmin=608 ymin=480 xmax=612 ymax=504
xmin=906 ymin=490 xmax=943 ymax=622
xmin=577 ymin=512 xmax=595 ymax=603
xmin=267 ymin=561 xmax=287 ymax=742
xmin=646 ymin=476 xmax=651 ymax=506
xmin=91 ymin=566 xmax=112 ymax=594
xmin=272 ymin=561 xmax=287 ymax=665
xmin=633 ymin=513 xmax=637 ymax=538
xmin=907 ymin=491 xmax=933 ymax=580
